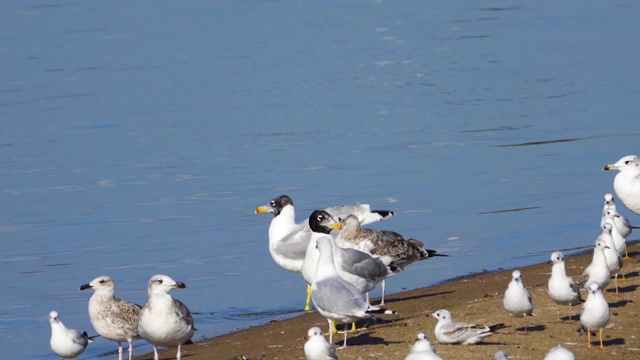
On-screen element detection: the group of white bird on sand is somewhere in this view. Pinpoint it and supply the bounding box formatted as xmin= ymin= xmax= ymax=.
xmin=49 ymin=274 xmax=195 ymax=360
xmin=297 ymin=154 xmax=640 ymax=360
xmin=48 ymin=155 xmax=640 ymax=360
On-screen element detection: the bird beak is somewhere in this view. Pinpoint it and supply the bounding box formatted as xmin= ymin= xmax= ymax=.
xmin=603 ymin=164 xmax=617 ymax=171
xmin=331 ymin=223 xmax=342 ymax=231
xmin=255 ymin=205 xmax=271 ymax=214
xmin=79 ymin=283 xmax=92 ymax=291
xmin=174 ymin=282 xmax=186 ymax=289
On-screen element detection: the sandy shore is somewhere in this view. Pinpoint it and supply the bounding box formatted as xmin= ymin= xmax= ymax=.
xmin=136 ymin=243 xmax=640 ymax=360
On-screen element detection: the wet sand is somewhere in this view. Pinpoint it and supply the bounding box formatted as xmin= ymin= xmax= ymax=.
xmin=136 ymin=243 xmax=640 ymax=359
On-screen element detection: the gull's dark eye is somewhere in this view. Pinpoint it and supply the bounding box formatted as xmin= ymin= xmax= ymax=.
xmin=99 ymin=279 xmax=106 ymax=284
xmin=157 ymin=279 xmax=163 ymax=284
xmin=625 ymin=160 xmax=632 ymax=165
xmin=270 ymin=200 xmax=276 ymax=207
xmin=317 ymin=214 xmax=324 ymax=221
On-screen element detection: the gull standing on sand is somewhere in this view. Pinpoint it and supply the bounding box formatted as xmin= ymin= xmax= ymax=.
xmin=503 ymin=270 xmax=534 ymax=332
xmin=547 ymin=251 xmax=581 ymax=320
xmin=598 ymin=222 xmax=624 ymax=293
xmin=404 ymin=332 xmax=442 ymax=360
xmin=431 ymin=309 xmax=504 ymax=345
xmin=138 ymin=274 xmax=195 ymax=360
xmin=304 ymin=327 xmax=338 ymax=360
xmin=604 ymin=155 xmax=640 ymax=215
xmin=603 ymin=207 xmax=631 ymax=259
xmin=79 ymin=276 xmax=141 ymax=360
xmin=336 ymin=215 xmax=446 ymax=305
xmin=255 ymin=195 xmax=394 ymax=310
xmin=543 ymin=345 xmax=575 ymax=360
xmin=311 ymin=237 xmax=392 ymax=349
xmin=580 ymin=239 xmax=611 ymax=291
xmin=49 ymin=311 xmax=95 ymax=360
xmin=602 ymin=193 xmax=634 ymax=239
xmin=580 ymin=283 xmax=610 ymax=349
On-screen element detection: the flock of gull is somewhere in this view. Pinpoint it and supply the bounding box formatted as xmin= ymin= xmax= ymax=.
xmin=47 ymin=155 xmax=640 ymax=359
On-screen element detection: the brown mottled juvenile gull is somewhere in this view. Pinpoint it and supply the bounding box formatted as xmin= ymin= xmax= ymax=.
xmin=49 ymin=310 xmax=96 ymax=360
xmin=80 ymin=275 xmax=141 ymax=360
xmin=255 ymin=195 xmax=394 ymax=310
xmin=138 ymin=274 xmax=195 ymax=360
xmin=335 ymin=215 xmax=446 ymax=305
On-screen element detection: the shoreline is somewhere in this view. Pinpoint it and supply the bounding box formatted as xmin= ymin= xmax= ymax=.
xmin=136 ymin=244 xmax=640 ymax=359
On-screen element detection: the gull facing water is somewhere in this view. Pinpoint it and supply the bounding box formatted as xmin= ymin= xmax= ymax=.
xmin=431 ymin=309 xmax=504 ymax=345
xmin=79 ymin=276 xmax=141 ymax=360
xmin=49 ymin=311 xmax=96 ymax=360
xmin=138 ymin=274 xmax=195 ymax=360
xmin=604 ymin=155 xmax=640 ymax=215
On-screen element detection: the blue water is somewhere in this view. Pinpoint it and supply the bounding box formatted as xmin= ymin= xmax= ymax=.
xmin=2 ymin=1 xmax=639 ymax=358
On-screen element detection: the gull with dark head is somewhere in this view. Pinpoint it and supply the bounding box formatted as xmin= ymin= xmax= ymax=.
xmin=138 ymin=274 xmax=195 ymax=360
xmin=79 ymin=276 xmax=141 ymax=360
xmin=49 ymin=310 xmax=96 ymax=360
xmin=255 ymin=195 xmax=394 ymax=310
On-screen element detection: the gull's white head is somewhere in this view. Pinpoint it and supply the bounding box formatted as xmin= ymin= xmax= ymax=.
xmin=79 ymin=275 xmax=114 ymax=294
xmin=604 ymin=155 xmax=639 ymax=172
xmin=148 ymin=274 xmax=185 ymax=295
xmin=602 ymin=222 xmax=613 ymax=233
xmin=48 ymin=311 xmax=60 ymax=325
xmin=511 ymin=270 xmax=522 ymax=282
xmin=604 ymin=193 xmax=615 ymax=207
xmin=549 ymin=251 xmax=564 ymax=264
xmin=595 ymin=239 xmax=610 ymax=251
xmin=306 ymin=327 xmax=323 ymax=338
xmin=589 ymin=282 xmax=601 ymax=295
xmin=431 ymin=309 xmax=452 ymax=323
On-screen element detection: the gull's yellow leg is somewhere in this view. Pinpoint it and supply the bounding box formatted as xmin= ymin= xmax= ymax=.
xmin=304 ymin=284 xmax=312 ymax=311
xmin=587 ymin=330 xmax=592 ymax=349
xmin=599 ymin=328 xmax=604 ymax=349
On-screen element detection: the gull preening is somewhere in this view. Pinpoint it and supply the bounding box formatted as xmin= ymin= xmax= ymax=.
xmin=311 ymin=236 xmax=393 ymax=349
xmin=336 ymin=214 xmax=447 ymax=305
xmin=255 ymin=195 xmax=394 ymax=310
xmin=547 ymin=251 xmax=581 ymax=320
xmin=304 ymin=326 xmax=338 ymax=360
xmin=404 ymin=332 xmax=442 ymax=360
xmin=503 ymin=270 xmax=534 ymax=332
xmin=580 ymin=283 xmax=611 ymax=349
xmin=431 ymin=309 xmax=504 ymax=345
xmin=604 ymin=155 xmax=640 ymax=215
xmin=49 ymin=310 xmax=96 ymax=360
xmin=138 ymin=274 xmax=195 ymax=360
xmin=543 ymin=345 xmax=576 ymax=360
xmin=79 ymin=276 xmax=142 ymax=360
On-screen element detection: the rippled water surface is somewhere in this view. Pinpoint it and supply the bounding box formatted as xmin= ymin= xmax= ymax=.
xmin=2 ymin=1 xmax=639 ymax=358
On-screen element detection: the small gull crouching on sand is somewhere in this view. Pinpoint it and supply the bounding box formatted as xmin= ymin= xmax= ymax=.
xmin=80 ymin=276 xmax=141 ymax=360
xmin=431 ymin=309 xmax=504 ymax=345
xmin=138 ymin=274 xmax=195 ymax=360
